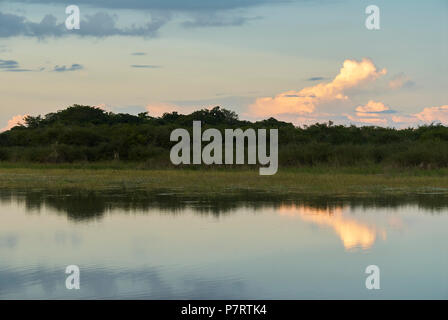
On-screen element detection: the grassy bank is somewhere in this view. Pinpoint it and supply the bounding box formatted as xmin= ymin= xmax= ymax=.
xmin=1 ymin=163 xmax=448 ymax=196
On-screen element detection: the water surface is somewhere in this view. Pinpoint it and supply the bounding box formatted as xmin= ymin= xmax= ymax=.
xmin=1 ymin=191 xmax=447 ymax=299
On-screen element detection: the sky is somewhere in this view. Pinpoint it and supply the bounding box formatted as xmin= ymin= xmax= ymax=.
xmin=0 ymin=0 xmax=447 ymax=130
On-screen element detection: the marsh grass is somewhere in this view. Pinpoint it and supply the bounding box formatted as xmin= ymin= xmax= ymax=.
xmin=1 ymin=162 xmax=447 ymax=196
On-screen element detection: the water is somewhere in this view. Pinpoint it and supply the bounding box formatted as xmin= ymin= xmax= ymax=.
xmin=0 ymin=190 xmax=447 ymax=299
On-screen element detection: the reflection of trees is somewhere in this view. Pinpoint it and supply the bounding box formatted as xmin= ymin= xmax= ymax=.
xmin=0 ymin=189 xmax=447 ymax=222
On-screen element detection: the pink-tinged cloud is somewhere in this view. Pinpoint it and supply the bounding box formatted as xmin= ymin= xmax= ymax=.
xmin=356 ymin=100 xmax=389 ymax=114
xmin=346 ymin=113 xmax=387 ymax=125
xmin=356 ymin=117 xmax=388 ymax=125
xmin=146 ymin=103 xmax=214 ymax=117
xmin=390 ymin=105 xmax=448 ymax=126
xmin=1 ymin=114 xmax=28 ymax=132
xmin=346 ymin=100 xmax=392 ymax=124
xmin=146 ymin=103 xmax=178 ymax=117
xmin=413 ymin=105 xmax=448 ymax=124
xmin=347 ymin=104 xmax=448 ymax=128
xmin=391 ymin=115 xmax=417 ymax=124
xmin=94 ymin=104 xmax=110 ymax=112
xmin=249 ymin=58 xmax=387 ymax=117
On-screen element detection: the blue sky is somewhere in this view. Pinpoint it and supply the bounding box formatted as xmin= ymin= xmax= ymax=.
xmin=0 ymin=0 xmax=447 ymax=129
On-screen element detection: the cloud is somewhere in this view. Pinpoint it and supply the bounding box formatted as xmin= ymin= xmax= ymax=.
xmin=306 ymin=76 xmax=327 ymax=81
xmin=413 ymin=105 xmax=448 ymax=124
xmin=76 ymin=12 xmax=171 ymax=38
xmin=1 ymin=114 xmax=28 ymax=132
xmin=0 ymin=58 xmax=32 ymax=72
xmin=346 ymin=101 xmax=396 ymax=125
xmin=389 ymin=73 xmax=415 ymax=89
xmin=131 ymin=52 xmax=147 ymax=56
xmin=0 ymin=11 xmax=170 ymax=38
xmin=145 ymin=103 xmax=205 ymax=117
xmin=387 ymin=105 xmax=448 ymax=127
xmin=249 ymin=58 xmax=387 ymax=118
xmin=346 ymin=103 xmax=448 ymax=128
xmin=93 ymin=104 xmax=110 ymax=112
xmin=95 ymin=104 xmax=148 ymax=115
xmin=53 ymin=64 xmax=83 ymax=72
xmin=356 ymin=100 xmax=389 ymax=113
xmin=391 ymin=115 xmax=418 ymax=125
xmin=2 ymin=68 xmax=33 ymax=72
xmin=182 ymin=13 xmax=260 ymax=28
xmin=1 ymin=0 xmax=280 ymax=11
xmin=1 ymin=59 xmax=77 ymax=72
xmin=0 ymin=59 xmax=18 ymax=69
xmin=0 ymin=11 xmax=64 ymax=38
xmin=0 ymin=0 xmax=282 ymax=38
xmin=130 ymin=65 xmax=161 ymax=69
xmin=346 ymin=114 xmax=388 ymax=125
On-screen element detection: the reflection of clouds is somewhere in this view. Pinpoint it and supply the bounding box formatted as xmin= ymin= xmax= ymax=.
xmin=54 ymin=231 xmax=82 ymax=247
xmin=387 ymin=216 xmax=404 ymax=230
xmin=0 ymin=266 xmax=246 ymax=299
xmin=0 ymin=234 xmax=18 ymax=249
xmin=278 ymin=205 xmax=386 ymax=250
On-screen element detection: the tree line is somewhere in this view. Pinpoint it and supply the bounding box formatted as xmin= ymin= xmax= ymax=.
xmin=1 ymin=104 xmax=447 ymax=168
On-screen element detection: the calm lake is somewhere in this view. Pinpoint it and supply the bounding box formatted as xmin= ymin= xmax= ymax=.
xmin=0 ymin=190 xmax=447 ymax=299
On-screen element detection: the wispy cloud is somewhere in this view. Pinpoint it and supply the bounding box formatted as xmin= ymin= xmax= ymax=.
xmin=182 ymin=13 xmax=261 ymax=28
xmin=52 ymin=64 xmax=83 ymax=72
xmin=130 ymin=65 xmax=161 ymax=69
xmin=131 ymin=52 xmax=147 ymax=56
xmin=0 ymin=59 xmax=32 ymax=72
xmin=389 ymin=73 xmax=415 ymax=89
xmin=0 ymin=59 xmax=19 ymax=69
xmin=306 ymin=76 xmax=327 ymax=81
